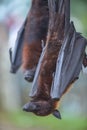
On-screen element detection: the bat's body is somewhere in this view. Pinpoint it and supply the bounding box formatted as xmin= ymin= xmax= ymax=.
xmin=9 ymin=0 xmax=49 ymax=82
xmin=23 ymin=0 xmax=65 ymax=119
xmin=22 ymin=0 xmax=49 ymax=82
xmin=9 ymin=0 xmax=87 ymax=119
xmin=23 ymin=0 xmax=87 ymax=118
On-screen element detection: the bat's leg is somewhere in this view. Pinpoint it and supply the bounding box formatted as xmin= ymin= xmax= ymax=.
xmin=83 ymin=53 xmax=87 ymax=67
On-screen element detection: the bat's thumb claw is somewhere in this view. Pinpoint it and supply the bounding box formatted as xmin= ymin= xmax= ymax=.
xmin=53 ymin=110 xmax=62 ymax=119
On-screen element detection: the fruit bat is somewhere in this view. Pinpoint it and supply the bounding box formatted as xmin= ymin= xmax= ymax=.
xmin=23 ymin=0 xmax=87 ymax=119
xmin=23 ymin=0 xmax=68 ymax=119
xmin=9 ymin=0 xmax=49 ymax=82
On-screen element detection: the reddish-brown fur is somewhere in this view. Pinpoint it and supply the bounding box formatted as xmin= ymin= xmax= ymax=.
xmin=23 ymin=1 xmax=76 ymax=117
xmin=22 ymin=0 xmax=49 ymax=79
xmin=25 ymin=15 xmax=65 ymax=116
xmin=35 ymin=15 xmax=64 ymax=98
xmin=23 ymin=14 xmax=65 ymax=117
xmin=22 ymin=42 xmax=42 ymax=70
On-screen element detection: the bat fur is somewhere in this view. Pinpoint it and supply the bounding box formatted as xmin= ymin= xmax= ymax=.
xmin=23 ymin=0 xmax=87 ymax=118
xmin=22 ymin=0 xmax=49 ymax=82
xmin=23 ymin=0 xmax=65 ymax=119
xmin=9 ymin=0 xmax=49 ymax=82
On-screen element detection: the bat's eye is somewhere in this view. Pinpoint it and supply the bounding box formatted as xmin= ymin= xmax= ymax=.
xmin=35 ymin=104 xmax=41 ymax=111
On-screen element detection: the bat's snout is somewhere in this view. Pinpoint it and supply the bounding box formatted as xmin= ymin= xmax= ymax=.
xmin=24 ymin=70 xmax=35 ymax=82
xmin=23 ymin=102 xmax=37 ymax=112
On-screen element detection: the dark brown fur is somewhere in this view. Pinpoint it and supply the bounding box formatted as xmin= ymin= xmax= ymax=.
xmin=22 ymin=0 xmax=49 ymax=81
xmin=35 ymin=15 xmax=64 ymax=98
xmin=23 ymin=15 xmax=65 ymax=116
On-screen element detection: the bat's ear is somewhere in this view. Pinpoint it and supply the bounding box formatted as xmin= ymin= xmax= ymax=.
xmin=53 ymin=110 xmax=62 ymax=119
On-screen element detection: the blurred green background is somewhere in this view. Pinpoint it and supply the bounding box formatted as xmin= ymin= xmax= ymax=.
xmin=0 ymin=0 xmax=87 ymax=130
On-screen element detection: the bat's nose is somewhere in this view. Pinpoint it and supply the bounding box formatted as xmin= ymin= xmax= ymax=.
xmin=23 ymin=102 xmax=36 ymax=112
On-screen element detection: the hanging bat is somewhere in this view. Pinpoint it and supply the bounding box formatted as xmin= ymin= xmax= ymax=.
xmin=23 ymin=0 xmax=87 ymax=119
xmin=23 ymin=0 xmax=67 ymax=119
xmin=9 ymin=0 xmax=49 ymax=82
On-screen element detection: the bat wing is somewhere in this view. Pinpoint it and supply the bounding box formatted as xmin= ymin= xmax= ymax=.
xmin=64 ymin=0 xmax=70 ymax=33
xmin=29 ymin=44 xmax=46 ymax=97
xmin=9 ymin=18 xmax=27 ymax=73
xmin=29 ymin=0 xmax=70 ymax=98
xmin=51 ymin=22 xmax=87 ymax=99
xmin=29 ymin=0 xmax=65 ymax=97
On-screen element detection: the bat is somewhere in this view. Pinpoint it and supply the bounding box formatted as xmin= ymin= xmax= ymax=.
xmin=9 ymin=0 xmax=49 ymax=82
xmin=23 ymin=0 xmax=87 ymax=119
xmin=23 ymin=0 xmax=67 ymax=119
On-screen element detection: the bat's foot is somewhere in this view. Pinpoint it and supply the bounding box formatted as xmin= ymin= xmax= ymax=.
xmin=24 ymin=70 xmax=35 ymax=82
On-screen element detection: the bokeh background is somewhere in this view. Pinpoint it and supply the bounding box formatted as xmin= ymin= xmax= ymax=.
xmin=0 ymin=0 xmax=87 ymax=130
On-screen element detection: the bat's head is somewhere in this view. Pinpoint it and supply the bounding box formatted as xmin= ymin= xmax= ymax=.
xmin=23 ymin=99 xmax=61 ymax=119
xmin=24 ymin=68 xmax=36 ymax=82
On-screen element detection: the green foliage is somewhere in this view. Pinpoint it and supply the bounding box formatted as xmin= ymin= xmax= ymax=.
xmin=71 ymin=0 xmax=87 ymax=37
xmin=1 ymin=112 xmax=87 ymax=130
